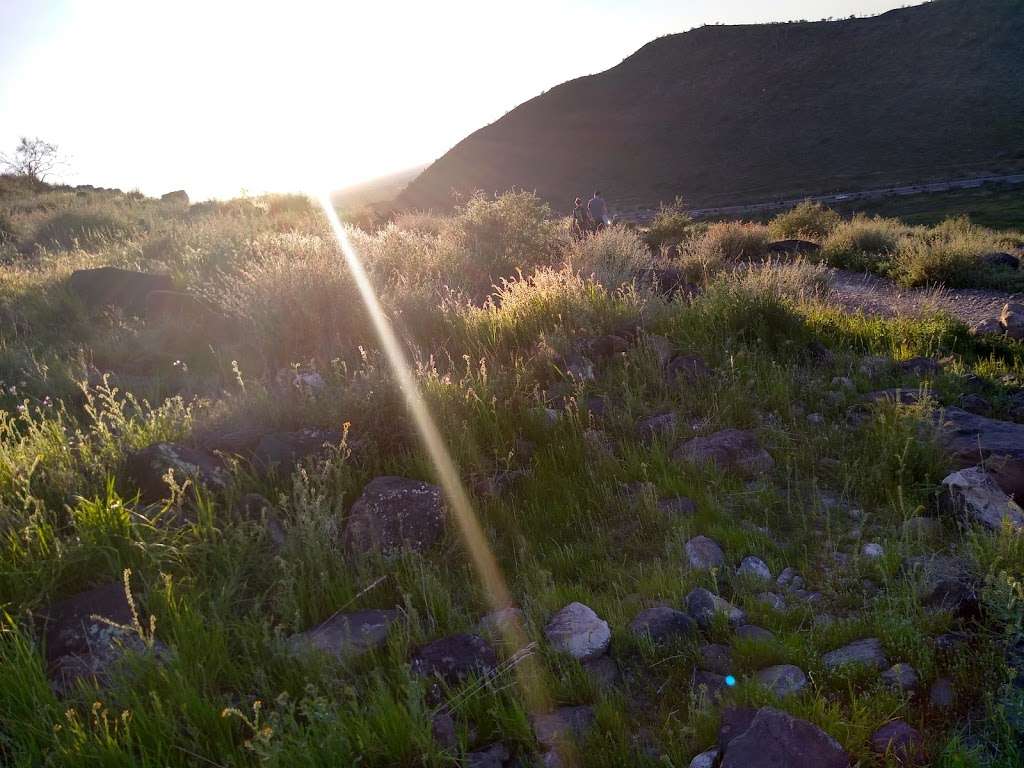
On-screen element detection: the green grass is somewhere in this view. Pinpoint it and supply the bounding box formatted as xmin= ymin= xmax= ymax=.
xmin=0 ymin=184 xmax=1023 ymax=766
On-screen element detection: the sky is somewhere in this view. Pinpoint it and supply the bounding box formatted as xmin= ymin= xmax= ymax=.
xmin=0 ymin=0 xmax=915 ymax=200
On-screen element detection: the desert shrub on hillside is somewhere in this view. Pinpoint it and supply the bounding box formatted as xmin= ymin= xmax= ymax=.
xmin=768 ymin=200 xmax=840 ymax=240
xmin=31 ymin=208 xmax=137 ymax=251
xmin=891 ymin=216 xmax=1007 ymax=287
xmin=701 ymin=221 xmax=770 ymax=260
xmin=820 ymin=215 xmax=903 ymax=271
xmin=646 ymin=196 xmax=694 ymax=247
xmin=390 ymin=211 xmax=446 ymax=235
xmin=567 ymin=226 xmax=652 ymax=287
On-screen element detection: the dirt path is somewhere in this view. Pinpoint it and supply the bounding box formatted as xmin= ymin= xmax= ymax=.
xmin=827 ymin=269 xmax=1021 ymax=327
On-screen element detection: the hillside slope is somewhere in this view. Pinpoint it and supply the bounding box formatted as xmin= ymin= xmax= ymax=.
xmin=399 ymin=0 xmax=1024 ymax=212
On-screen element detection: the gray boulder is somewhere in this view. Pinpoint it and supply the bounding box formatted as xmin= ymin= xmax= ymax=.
xmin=673 ymin=429 xmax=774 ymax=477
xmin=666 ymin=354 xmax=711 ymax=385
xmin=929 ymin=677 xmax=955 ymax=709
xmin=686 ymin=588 xmax=746 ymax=628
xmin=937 ymin=407 xmax=1024 ymax=499
xmin=68 ymin=267 xmax=173 ymax=315
xmin=544 ymin=602 xmax=610 ymax=660
xmin=289 ymin=609 xmax=400 ymax=659
xmin=688 ymin=747 xmax=720 ymax=768
xmin=940 ymin=466 xmax=1024 ymax=531
xmin=125 ymin=442 xmax=227 ymax=503
xmin=699 ymin=643 xmax=733 ymax=675
xmin=686 ymin=535 xmax=726 ymax=570
xmin=531 ymin=705 xmax=595 ymax=751
xmin=870 ymin=720 xmax=926 ymax=765
xmin=822 ymin=637 xmax=887 ymax=672
xmin=466 ymin=743 xmax=511 ymax=768
xmin=629 ymin=606 xmax=696 ymax=643
xmin=636 ymin=412 xmax=678 ymax=444
xmin=253 ymin=428 xmax=343 ymax=470
xmin=904 ymin=554 xmax=978 ymax=616
xmin=736 ymin=624 xmax=775 ymax=642
xmin=755 ymin=664 xmax=807 ymax=697
xmin=737 ymin=555 xmax=772 ymax=581
xmin=342 ymin=476 xmax=446 ymax=554
xmin=719 ymin=707 xmax=850 ymax=768
xmin=1001 ymin=302 xmax=1024 ymax=340
xmin=410 ymin=634 xmax=497 ymax=685
xmin=881 ymin=662 xmax=919 ymax=692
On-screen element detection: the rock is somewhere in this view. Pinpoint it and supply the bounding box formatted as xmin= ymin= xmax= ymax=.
xmin=40 ymin=582 xmax=167 ymax=696
xmin=658 ymin=496 xmax=698 ymax=516
xmin=896 ymin=357 xmax=940 ymax=377
xmin=881 ymin=663 xmax=919 ymax=692
xmin=831 ymin=376 xmax=855 ymax=390
xmin=160 ymin=189 xmax=189 ymax=204
xmin=478 ymin=607 xmax=525 ymax=636
xmin=803 ymin=340 xmax=835 ymax=366
xmin=902 ymin=516 xmax=941 ymax=539
xmin=68 ymin=267 xmax=173 ymax=315
xmin=861 ymin=542 xmax=884 ymax=559
xmin=904 ymin=554 xmax=978 ymax=616
xmin=767 ymin=239 xmax=820 ymax=256
xmin=961 ymin=393 xmax=992 ymax=416
xmin=755 ymin=664 xmax=807 ymax=697
xmin=649 ymin=267 xmax=690 ymax=298
xmin=984 ymin=252 xmax=1020 ymax=270
xmin=736 ymin=624 xmax=775 ymax=642
xmin=686 ymin=535 xmax=726 ymax=571
xmin=822 ymin=638 xmax=888 ymax=672
xmin=466 ymin=743 xmax=510 ymax=768
xmin=807 ymin=412 xmax=825 ymax=425
xmin=673 ymin=429 xmax=774 ymax=477
xmin=289 ymin=608 xmax=400 ymax=658
xmin=239 ymin=493 xmax=287 ymax=550
xmin=667 ymin=354 xmax=711 ymax=385
xmin=125 ymin=442 xmax=227 ymax=503
xmin=934 ymin=631 xmax=969 ymax=652
xmin=643 ymin=335 xmax=676 ymax=367
xmin=776 ymin=567 xmax=804 ymax=591
xmin=863 ymin=388 xmax=927 ymax=406
xmin=253 ymin=428 xmax=343 ymax=470
xmin=582 ymin=654 xmax=620 ymax=688
xmin=940 ymin=466 xmax=1024 ymax=531
xmin=929 ymin=677 xmax=955 ymax=709
xmin=342 ymin=476 xmax=446 ymax=554
xmin=699 ymin=643 xmax=733 ymax=675
xmin=936 ymin=408 xmax=1024 ymax=499
xmin=410 ymin=634 xmax=497 ymax=685
xmin=1001 ymin=302 xmax=1024 ymax=340
xmin=718 ymin=707 xmax=759 ymax=750
xmin=588 ymin=334 xmax=630 ymax=362
xmin=737 ymin=555 xmax=772 ymax=581
xmin=970 ymin=318 xmax=1004 ymax=337
xmin=719 ymin=707 xmax=850 ymax=768
xmin=431 ymin=711 xmax=458 ymax=750
xmin=756 ymin=592 xmax=786 ymax=611
xmin=544 ymin=602 xmax=611 ymax=660
xmin=692 ymin=669 xmax=728 ymax=702
xmin=869 ymin=720 xmax=926 ymax=765
xmin=630 ymin=606 xmax=696 ymax=643
xmin=531 ymin=705 xmax=595 ymax=751
xmin=688 ymin=747 xmax=720 ymax=768
xmin=686 ymin=588 xmax=746 ymax=629
xmin=636 ymin=412 xmax=678 ymax=444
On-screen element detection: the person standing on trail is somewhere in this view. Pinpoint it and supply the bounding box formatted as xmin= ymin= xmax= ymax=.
xmin=588 ymin=190 xmax=608 ymax=231
xmin=571 ymin=197 xmax=589 ymax=240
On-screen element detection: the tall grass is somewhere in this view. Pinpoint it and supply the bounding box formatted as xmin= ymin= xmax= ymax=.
xmin=567 ymin=226 xmax=653 ymax=288
xmin=768 ymin=201 xmax=840 ymax=241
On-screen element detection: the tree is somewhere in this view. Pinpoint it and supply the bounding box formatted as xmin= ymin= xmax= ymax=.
xmin=1 ymin=136 xmax=65 ymax=181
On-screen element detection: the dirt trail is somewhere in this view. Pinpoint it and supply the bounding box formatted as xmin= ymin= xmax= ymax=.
xmin=827 ymin=269 xmax=1021 ymax=327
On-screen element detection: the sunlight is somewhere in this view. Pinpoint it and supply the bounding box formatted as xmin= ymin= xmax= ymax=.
xmin=315 ymin=193 xmax=553 ymax=720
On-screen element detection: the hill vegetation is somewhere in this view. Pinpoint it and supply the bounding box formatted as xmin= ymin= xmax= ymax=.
xmin=3 ymin=177 xmax=1024 ymax=766
xmin=399 ymin=0 xmax=1024 ymax=212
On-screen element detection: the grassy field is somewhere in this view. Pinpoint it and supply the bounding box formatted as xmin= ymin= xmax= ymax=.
xmin=835 ymin=185 xmax=1024 ymax=232
xmin=2 ymin=176 xmax=1024 ymax=766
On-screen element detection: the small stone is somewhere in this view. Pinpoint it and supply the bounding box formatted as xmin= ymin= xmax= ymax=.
xmin=686 ymin=535 xmax=726 ymax=570
xmin=822 ymin=637 xmax=888 ymax=672
xmin=861 ymin=542 xmax=884 ymax=559
xmin=755 ymin=664 xmax=807 ymax=697
xmin=432 ymin=711 xmax=457 ymax=750
xmin=686 ymin=588 xmax=746 ymax=628
xmin=699 ymin=643 xmax=733 ymax=675
xmin=688 ymin=747 xmax=720 ymax=768
xmin=756 ymin=592 xmax=786 ymax=611
xmin=869 ymin=720 xmax=926 ymax=765
xmin=737 ymin=555 xmax=772 ymax=581
xmin=630 ymin=606 xmax=697 ymax=643
xmin=807 ymin=413 xmax=825 ymax=425
xmin=531 ymin=706 xmax=595 ymax=751
xmin=929 ymin=677 xmax=955 ymax=709
xmin=544 ymin=602 xmax=611 ymax=660
xmin=658 ymin=496 xmax=698 ymax=517
xmin=776 ymin=567 xmax=804 ymax=591
xmin=736 ymin=624 xmax=775 ymax=642
xmin=466 ymin=743 xmax=510 ymax=768
xmin=410 ymin=634 xmax=498 ymax=685
xmin=881 ymin=662 xmax=920 ymax=692
xmin=934 ymin=632 xmax=969 ymax=653
xmin=673 ymin=429 xmax=774 ymax=478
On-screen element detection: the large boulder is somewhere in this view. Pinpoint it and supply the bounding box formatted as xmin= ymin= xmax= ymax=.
xmin=685 ymin=535 xmax=726 ymax=570
xmin=936 ymin=408 xmax=1024 ymax=498
xmin=342 ymin=476 xmax=446 ymax=554
xmin=630 ymin=606 xmax=697 ymax=643
xmin=68 ymin=267 xmax=173 ymax=315
xmin=40 ymin=582 xmax=167 ymax=696
xmin=755 ymin=664 xmax=808 ymax=697
xmin=288 ymin=609 xmax=400 ymax=658
xmin=903 ymin=554 xmax=978 ymax=617
xmin=673 ymin=429 xmax=774 ymax=477
xmin=160 ymin=190 xmax=189 ymax=205
xmin=410 ymin=633 xmax=497 ymax=685
xmin=1001 ymin=302 xmax=1024 ymax=340
xmin=940 ymin=466 xmax=1024 ymax=531
xmin=718 ymin=707 xmax=850 ymax=768
xmin=544 ymin=602 xmax=611 ymax=660
xmin=125 ymin=442 xmax=227 ymax=503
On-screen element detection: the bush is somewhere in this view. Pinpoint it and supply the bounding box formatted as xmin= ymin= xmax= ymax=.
xmin=567 ymin=226 xmax=652 ymax=287
xmin=0 ymin=210 xmax=14 ymax=245
xmin=891 ymin=216 xmax=1005 ymax=287
xmin=768 ymin=200 xmax=840 ymax=240
xmin=701 ymin=221 xmax=770 ymax=260
xmin=820 ymin=215 xmax=903 ymax=270
xmin=646 ymin=196 xmax=694 ymax=247
xmin=32 ymin=208 xmax=136 ymax=251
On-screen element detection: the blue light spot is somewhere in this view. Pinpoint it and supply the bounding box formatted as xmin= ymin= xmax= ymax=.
xmin=725 ymin=675 xmax=737 ymax=687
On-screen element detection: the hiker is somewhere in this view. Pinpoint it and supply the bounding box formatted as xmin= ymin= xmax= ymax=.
xmin=571 ymin=197 xmax=589 ymax=240
xmin=588 ymin=190 xmax=608 ymax=231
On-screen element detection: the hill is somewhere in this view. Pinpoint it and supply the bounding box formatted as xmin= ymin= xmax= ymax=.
xmin=399 ymin=0 xmax=1024 ymax=212
xmin=330 ymin=164 xmax=426 ymax=212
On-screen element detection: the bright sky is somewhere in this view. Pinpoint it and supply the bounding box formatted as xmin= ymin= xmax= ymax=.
xmin=1 ymin=0 xmax=913 ymax=200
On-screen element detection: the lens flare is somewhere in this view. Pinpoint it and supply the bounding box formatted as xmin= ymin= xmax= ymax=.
xmin=314 ymin=195 xmax=559 ymax=745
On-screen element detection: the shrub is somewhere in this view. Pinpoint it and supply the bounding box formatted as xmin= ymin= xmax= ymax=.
xmin=768 ymin=200 xmax=840 ymax=240
xmin=701 ymin=221 xmax=769 ymax=260
xmin=820 ymin=215 xmax=903 ymax=270
xmin=32 ymin=208 xmax=136 ymax=251
xmin=891 ymin=217 xmax=1005 ymax=287
xmin=646 ymin=196 xmax=694 ymax=247
xmin=0 ymin=210 xmax=14 ymax=245
xmin=567 ymin=225 xmax=652 ymax=287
